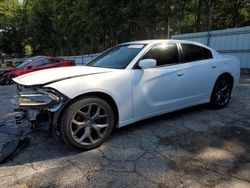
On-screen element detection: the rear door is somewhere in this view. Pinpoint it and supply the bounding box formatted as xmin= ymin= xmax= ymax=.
xmin=179 ymin=43 xmax=219 ymax=104
xmin=132 ymin=42 xmax=188 ymax=117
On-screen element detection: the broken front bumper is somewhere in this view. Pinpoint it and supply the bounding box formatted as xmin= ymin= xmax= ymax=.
xmin=14 ymin=84 xmax=69 ymax=131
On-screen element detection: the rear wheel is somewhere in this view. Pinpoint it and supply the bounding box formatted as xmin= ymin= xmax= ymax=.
xmin=60 ymin=97 xmax=114 ymax=150
xmin=209 ymin=76 xmax=233 ymax=109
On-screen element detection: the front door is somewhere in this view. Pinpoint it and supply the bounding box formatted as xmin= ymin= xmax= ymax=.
xmin=132 ymin=43 xmax=187 ymax=117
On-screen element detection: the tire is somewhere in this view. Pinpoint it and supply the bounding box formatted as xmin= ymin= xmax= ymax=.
xmin=60 ymin=96 xmax=114 ymax=150
xmin=0 ymin=77 xmax=10 ymax=85
xmin=209 ymin=76 xmax=233 ymax=109
xmin=0 ymin=77 xmax=5 ymax=85
xmin=6 ymin=77 xmax=14 ymax=85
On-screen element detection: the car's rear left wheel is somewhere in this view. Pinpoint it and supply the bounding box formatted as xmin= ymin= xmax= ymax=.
xmin=209 ymin=76 xmax=233 ymax=109
xmin=60 ymin=97 xmax=114 ymax=150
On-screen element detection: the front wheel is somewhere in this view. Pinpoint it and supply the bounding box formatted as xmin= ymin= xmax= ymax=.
xmin=60 ymin=97 xmax=114 ymax=150
xmin=6 ymin=76 xmax=14 ymax=85
xmin=209 ymin=77 xmax=233 ymax=109
xmin=0 ymin=77 xmax=5 ymax=85
xmin=0 ymin=76 xmax=12 ymax=85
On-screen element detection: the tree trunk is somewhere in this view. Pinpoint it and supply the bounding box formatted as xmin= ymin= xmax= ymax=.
xmin=195 ymin=0 xmax=202 ymax=32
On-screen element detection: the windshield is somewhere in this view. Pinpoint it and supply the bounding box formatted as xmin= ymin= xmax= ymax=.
xmin=17 ymin=56 xmax=40 ymax=68
xmin=85 ymin=44 xmax=145 ymax=69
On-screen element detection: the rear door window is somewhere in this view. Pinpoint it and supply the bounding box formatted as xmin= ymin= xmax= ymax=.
xmin=32 ymin=59 xmax=46 ymax=67
xmin=181 ymin=44 xmax=213 ymax=62
xmin=45 ymin=59 xmax=60 ymax=64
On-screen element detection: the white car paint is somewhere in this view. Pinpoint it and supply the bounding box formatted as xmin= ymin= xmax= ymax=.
xmin=14 ymin=40 xmax=241 ymax=128
xmin=13 ymin=66 xmax=116 ymax=86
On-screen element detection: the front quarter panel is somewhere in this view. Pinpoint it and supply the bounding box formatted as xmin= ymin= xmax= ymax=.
xmin=45 ymin=70 xmax=133 ymax=124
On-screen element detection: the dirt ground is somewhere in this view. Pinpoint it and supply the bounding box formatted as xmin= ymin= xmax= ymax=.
xmin=0 ymin=75 xmax=249 ymax=188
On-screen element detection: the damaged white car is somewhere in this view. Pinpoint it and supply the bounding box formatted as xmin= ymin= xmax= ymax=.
xmin=14 ymin=40 xmax=240 ymax=150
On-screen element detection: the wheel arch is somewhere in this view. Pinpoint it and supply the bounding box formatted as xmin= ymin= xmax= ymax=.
xmin=56 ymin=91 xmax=119 ymax=129
xmin=209 ymin=72 xmax=234 ymax=101
xmin=209 ymin=72 xmax=234 ymax=109
xmin=210 ymin=72 xmax=234 ymax=100
xmin=216 ymin=72 xmax=234 ymax=85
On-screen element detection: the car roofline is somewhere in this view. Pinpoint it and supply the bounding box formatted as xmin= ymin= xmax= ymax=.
xmin=120 ymin=39 xmax=209 ymax=47
xmin=120 ymin=39 xmax=219 ymax=56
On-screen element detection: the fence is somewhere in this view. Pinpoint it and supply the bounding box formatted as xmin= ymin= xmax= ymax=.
xmin=60 ymin=54 xmax=98 ymax=65
xmin=172 ymin=26 xmax=250 ymax=70
xmin=11 ymin=54 xmax=98 ymax=66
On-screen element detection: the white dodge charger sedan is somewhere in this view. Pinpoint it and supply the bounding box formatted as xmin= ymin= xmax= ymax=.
xmin=14 ymin=40 xmax=240 ymax=149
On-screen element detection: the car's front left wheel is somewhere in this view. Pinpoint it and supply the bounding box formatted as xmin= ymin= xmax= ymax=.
xmin=60 ymin=97 xmax=114 ymax=150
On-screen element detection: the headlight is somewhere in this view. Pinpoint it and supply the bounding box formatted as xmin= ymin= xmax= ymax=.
xmin=19 ymin=92 xmax=59 ymax=108
xmin=17 ymin=86 xmax=64 ymax=108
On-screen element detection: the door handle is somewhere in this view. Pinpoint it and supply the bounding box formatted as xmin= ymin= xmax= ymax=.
xmin=212 ymin=65 xmax=217 ymax=68
xmin=177 ymin=72 xmax=184 ymax=77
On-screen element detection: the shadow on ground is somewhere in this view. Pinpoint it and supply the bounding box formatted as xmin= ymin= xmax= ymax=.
xmin=0 ymin=75 xmax=249 ymax=187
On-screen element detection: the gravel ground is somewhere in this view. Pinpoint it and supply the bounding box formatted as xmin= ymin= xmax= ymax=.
xmin=0 ymin=75 xmax=249 ymax=188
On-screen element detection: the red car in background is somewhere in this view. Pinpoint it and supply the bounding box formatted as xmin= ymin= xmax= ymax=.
xmin=0 ymin=56 xmax=75 ymax=85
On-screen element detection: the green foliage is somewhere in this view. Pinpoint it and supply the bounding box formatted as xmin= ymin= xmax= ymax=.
xmin=0 ymin=0 xmax=26 ymax=57
xmin=0 ymin=0 xmax=20 ymax=26
xmin=0 ymin=0 xmax=250 ymax=57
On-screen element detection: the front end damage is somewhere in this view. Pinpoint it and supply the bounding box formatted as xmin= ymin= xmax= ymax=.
xmin=1 ymin=84 xmax=69 ymax=163
xmin=14 ymin=83 xmax=69 ymax=134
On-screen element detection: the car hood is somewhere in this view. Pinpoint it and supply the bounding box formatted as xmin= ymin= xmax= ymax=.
xmin=13 ymin=66 xmax=115 ymax=86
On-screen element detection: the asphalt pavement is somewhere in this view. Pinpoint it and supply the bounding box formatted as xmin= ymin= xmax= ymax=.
xmin=0 ymin=75 xmax=249 ymax=188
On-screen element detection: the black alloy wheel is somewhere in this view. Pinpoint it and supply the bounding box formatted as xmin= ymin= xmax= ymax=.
xmin=210 ymin=77 xmax=233 ymax=109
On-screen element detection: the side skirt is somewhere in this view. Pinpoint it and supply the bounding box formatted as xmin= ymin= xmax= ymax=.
xmin=117 ymin=99 xmax=209 ymax=128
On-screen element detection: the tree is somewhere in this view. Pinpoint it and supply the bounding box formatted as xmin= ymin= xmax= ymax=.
xmin=25 ymin=0 xmax=56 ymax=55
xmin=1 ymin=0 xmax=250 ymax=57
xmin=0 ymin=0 xmax=25 ymax=57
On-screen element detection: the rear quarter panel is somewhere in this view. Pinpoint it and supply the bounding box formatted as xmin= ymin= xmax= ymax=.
xmin=218 ymin=55 xmax=241 ymax=88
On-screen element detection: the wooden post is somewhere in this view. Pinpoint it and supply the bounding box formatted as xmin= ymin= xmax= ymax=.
xmin=1 ymin=54 xmax=4 ymax=68
xmin=167 ymin=17 xmax=170 ymax=39
xmin=207 ymin=1 xmax=214 ymax=46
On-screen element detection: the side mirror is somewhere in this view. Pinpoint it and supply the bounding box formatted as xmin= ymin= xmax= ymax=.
xmin=138 ymin=59 xmax=156 ymax=69
xmin=26 ymin=65 xmax=33 ymax=70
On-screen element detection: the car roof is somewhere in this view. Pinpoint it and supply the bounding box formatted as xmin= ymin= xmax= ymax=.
xmin=31 ymin=56 xmax=54 ymax=59
xmin=121 ymin=39 xmax=217 ymax=54
xmin=121 ymin=39 xmax=209 ymax=48
xmin=28 ymin=56 xmax=61 ymax=61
